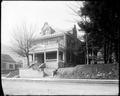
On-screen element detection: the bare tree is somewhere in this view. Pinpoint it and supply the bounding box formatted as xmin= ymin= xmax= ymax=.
xmin=11 ymin=23 xmax=37 ymax=67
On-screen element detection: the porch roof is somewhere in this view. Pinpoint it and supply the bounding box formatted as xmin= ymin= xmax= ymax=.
xmin=29 ymin=44 xmax=65 ymax=54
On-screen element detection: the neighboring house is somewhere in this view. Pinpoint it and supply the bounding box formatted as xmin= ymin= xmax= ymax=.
xmin=1 ymin=44 xmax=24 ymax=68
xmin=1 ymin=54 xmax=18 ymax=74
xmin=24 ymin=23 xmax=85 ymax=69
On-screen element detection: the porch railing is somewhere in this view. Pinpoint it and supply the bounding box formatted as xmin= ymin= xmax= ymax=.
xmin=46 ymin=59 xmax=57 ymax=62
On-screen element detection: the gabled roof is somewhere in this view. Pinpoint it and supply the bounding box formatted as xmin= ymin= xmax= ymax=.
xmin=1 ymin=54 xmax=16 ymax=63
xmin=40 ymin=22 xmax=55 ymax=35
xmin=1 ymin=44 xmax=22 ymax=61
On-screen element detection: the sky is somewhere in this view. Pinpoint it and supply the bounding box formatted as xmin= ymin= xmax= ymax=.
xmin=1 ymin=1 xmax=84 ymax=46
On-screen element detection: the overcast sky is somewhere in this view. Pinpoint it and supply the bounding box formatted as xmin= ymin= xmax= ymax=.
xmin=1 ymin=1 xmax=84 ymax=46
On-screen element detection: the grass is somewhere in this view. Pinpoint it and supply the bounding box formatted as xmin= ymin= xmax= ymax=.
xmin=56 ymin=63 xmax=119 ymax=79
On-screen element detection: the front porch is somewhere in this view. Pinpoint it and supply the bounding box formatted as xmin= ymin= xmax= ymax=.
xmin=29 ymin=48 xmax=65 ymax=69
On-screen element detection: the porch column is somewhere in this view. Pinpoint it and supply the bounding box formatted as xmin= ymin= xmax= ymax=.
xmin=57 ymin=49 xmax=59 ymax=64
xmin=44 ymin=45 xmax=46 ymax=64
xmin=63 ymin=51 xmax=66 ymax=63
xmin=33 ymin=53 xmax=35 ymax=64
xmin=44 ymin=51 xmax=46 ymax=63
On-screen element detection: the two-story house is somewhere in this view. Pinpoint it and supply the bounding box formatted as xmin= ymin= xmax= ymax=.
xmin=27 ymin=23 xmax=85 ymax=69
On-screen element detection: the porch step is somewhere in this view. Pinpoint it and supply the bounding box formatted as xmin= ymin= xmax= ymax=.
xmin=6 ymin=70 xmax=19 ymax=78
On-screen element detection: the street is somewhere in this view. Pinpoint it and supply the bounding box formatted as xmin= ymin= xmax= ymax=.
xmin=2 ymin=78 xmax=119 ymax=95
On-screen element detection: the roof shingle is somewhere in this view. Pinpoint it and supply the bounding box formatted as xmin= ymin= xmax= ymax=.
xmin=1 ymin=54 xmax=16 ymax=63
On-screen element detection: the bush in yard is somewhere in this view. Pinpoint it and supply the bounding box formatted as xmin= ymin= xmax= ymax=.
xmin=57 ymin=63 xmax=119 ymax=79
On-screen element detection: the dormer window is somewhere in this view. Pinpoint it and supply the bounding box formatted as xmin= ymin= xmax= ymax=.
xmin=41 ymin=22 xmax=55 ymax=35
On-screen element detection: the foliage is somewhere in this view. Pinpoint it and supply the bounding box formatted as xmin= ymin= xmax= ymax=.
xmin=77 ymin=0 xmax=119 ymax=63
xmin=57 ymin=63 xmax=119 ymax=79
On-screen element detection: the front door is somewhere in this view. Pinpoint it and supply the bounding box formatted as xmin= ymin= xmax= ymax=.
xmin=36 ymin=53 xmax=44 ymax=64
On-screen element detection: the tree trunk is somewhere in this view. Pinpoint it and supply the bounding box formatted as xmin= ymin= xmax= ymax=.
xmin=26 ymin=55 xmax=30 ymax=67
xmin=109 ymin=40 xmax=112 ymax=63
xmin=107 ymin=41 xmax=110 ymax=64
xmin=114 ymin=40 xmax=119 ymax=63
xmin=92 ymin=46 xmax=94 ymax=64
xmin=86 ymin=33 xmax=89 ymax=65
xmin=104 ymin=39 xmax=107 ymax=64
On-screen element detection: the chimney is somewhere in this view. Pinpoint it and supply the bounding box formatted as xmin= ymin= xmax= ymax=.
xmin=73 ymin=25 xmax=77 ymax=37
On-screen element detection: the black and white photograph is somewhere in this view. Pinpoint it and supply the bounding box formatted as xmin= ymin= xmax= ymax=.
xmin=1 ymin=0 xmax=119 ymax=95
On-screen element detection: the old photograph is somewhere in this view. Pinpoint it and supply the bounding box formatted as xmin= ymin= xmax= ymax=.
xmin=1 ymin=0 xmax=119 ymax=95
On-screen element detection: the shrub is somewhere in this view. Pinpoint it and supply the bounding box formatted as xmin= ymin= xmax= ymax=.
xmin=57 ymin=63 xmax=119 ymax=79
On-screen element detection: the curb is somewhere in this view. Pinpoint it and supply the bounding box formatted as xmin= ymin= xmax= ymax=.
xmin=2 ymin=77 xmax=119 ymax=84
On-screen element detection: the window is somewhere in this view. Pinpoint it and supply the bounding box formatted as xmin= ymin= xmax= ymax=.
xmin=1 ymin=63 xmax=6 ymax=69
xmin=46 ymin=51 xmax=57 ymax=59
xmin=9 ymin=64 xmax=14 ymax=69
